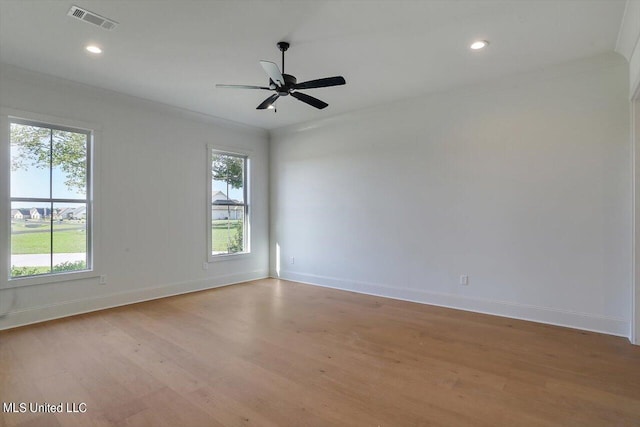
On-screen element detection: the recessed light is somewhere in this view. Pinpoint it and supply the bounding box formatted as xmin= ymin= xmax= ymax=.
xmin=470 ymin=40 xmax=489 ymax=50
xmin=85 ymin=45 xmax=102 ymax=54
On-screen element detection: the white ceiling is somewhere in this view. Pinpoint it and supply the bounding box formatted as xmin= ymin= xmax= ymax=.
xmin=0 ymin=0 xmax=627 ymax=130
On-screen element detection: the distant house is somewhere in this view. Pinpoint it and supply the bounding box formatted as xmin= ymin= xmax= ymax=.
xmin=54 ymin=207 xmax=75 ymax=220
xmin=70 ymin=206 xmax=87 ymax=219
xmin=51 ymin=206 xmax=85 ymax=220
xmin=212 ymin=190 xmax=243 ymax=220
xmin=12 ymin=209 xmax=31 ymax=219
xmin=30 ymin=207 xmax=51 ymax=220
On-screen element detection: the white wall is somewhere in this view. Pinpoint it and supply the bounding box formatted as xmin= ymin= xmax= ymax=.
xmin=270 ymin=53 xmax=631 ymax=337
xmin=0 ymin=63 xmax=270 ymax=329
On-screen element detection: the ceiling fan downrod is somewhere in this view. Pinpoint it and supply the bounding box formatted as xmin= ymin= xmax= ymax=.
xmin=277 ymin=41 xmax=289 ymax=74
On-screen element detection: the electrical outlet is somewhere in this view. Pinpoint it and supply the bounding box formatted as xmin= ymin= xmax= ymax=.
xmin=99 ymin=275 xmax=107 ymax=285
xmin=290 ymin=256 xmax=295 ymax=264
xmin=460 ymin=275 xmax=469 ymax=286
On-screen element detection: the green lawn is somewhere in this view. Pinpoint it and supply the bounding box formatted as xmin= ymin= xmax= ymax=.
xmin=11 ymin=221 xmax=84 ymax=232
xmin=11 ymin=220 xmax=238 ymax=254
xmin=212 ymin=219 xmax=242 ymax=253
xmin=11 ymin=229 xmax=87 ymax=254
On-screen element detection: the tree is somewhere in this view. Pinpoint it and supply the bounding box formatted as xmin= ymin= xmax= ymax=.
xmin=10 ymin=124 xmax=87 ymax=193
xmin=211 ymin=154 xmax=243 ymax=189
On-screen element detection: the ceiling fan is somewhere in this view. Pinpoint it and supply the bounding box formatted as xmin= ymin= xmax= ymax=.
xmin=216 ymin=42 xmax=346 ymax=110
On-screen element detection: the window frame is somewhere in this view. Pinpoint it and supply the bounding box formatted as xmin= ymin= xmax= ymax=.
xmin=1 ymin=109 xmax=100 ymax=287
xmin=207 ymin=146 xmax=251 ymax=262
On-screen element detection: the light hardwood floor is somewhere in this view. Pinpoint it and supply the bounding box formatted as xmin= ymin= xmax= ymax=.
xmin=1 ymin=278 xmax=639 ymax=426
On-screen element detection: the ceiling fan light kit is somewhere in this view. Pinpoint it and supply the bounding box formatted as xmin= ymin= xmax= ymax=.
xmin=216 ymin=41 xmax=346 ymax=111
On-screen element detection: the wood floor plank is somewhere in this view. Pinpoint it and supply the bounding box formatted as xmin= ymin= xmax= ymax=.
xmin=1 ymin=278 xmax=639 ymax=426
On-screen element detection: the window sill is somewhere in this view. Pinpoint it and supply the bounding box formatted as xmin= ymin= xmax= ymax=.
xmin=208 ymin=252 xmax=252 ymax=263
xmin=8 ymin=269 xmax=100 ymax=288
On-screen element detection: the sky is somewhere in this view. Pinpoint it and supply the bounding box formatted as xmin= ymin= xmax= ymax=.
xmin=10 ymin=135 xmax=86 ymax=209
xmin=11 ymin=165 xmax=85 ymax=200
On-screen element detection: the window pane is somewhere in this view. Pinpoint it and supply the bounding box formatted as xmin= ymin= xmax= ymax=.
xmin=10 ymin=201 xmax=52 ymax=277
xmin=52 ymin=203 xmax=88 ymax=272
xmin=212 ymin=209 xmax=244 ymax=255
xmin=52 ymin=129 xmax=87 ymax=199
xmin=10 ymin=123 xmax=51 ymax=199
xmin=210 ymin=151 xmax=247 ymax=257
xmin=9 ymin=120 xmax=93 ymax=280
xmin=211 ymin=154 xmax=244 ymax=204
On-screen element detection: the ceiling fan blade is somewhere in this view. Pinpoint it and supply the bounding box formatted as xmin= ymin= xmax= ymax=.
xmin=293 ymin=76 xmax=346 ymax=90
xmin=256 ymin=93 xmax=280 ymax=110
xmin=216 ymin=84 xmax=271 ymax=90
xmin=291 ymin=91 xmax=328 ymax=109
xmin=260 ymin=61 xmax=284 ymax=87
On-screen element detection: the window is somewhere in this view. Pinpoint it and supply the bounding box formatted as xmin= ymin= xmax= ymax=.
xmin=208 ymin=149 xmax=249 ymax=258
xmin=9 ymin=118 xmax=92 ymax=279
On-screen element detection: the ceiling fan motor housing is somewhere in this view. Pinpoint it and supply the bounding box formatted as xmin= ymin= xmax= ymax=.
xmin=277 ymin=74 xmax=297 ymax=95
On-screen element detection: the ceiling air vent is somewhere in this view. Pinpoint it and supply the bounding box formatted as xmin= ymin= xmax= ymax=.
xmin=67 ymin=6 xmax=118 ymax=31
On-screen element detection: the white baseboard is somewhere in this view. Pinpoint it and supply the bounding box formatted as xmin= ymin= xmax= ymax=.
xmin=273 ymin=270 xmax=629 ymax=338
xmin=0 ymin=269 xmax=269 ymax=331
xmin=4 ymin=269 xmax=628 ymax=339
